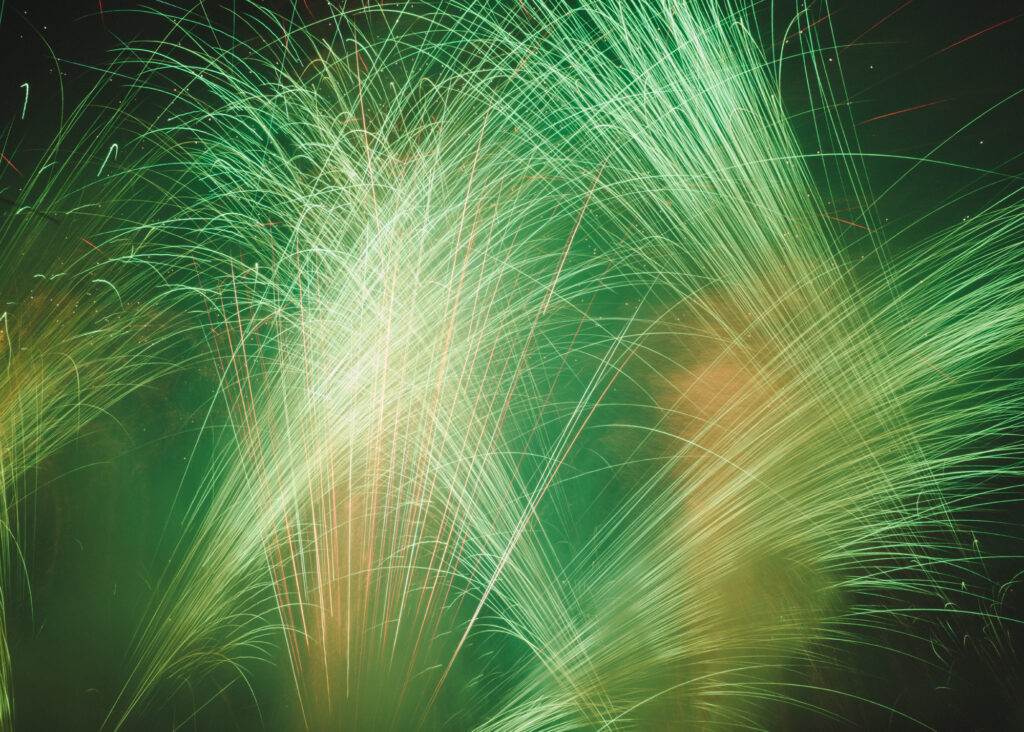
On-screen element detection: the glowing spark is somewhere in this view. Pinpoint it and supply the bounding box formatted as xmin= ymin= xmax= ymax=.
xmin=857 ymin=99 xmax=950 ymax=126
xmin=934 ymin=12 xmax=1023 ymax=56
xmin=841 ymin=0 xmax=917 ymax=53
xmin=97 ymin=143 xmax=118 ymax=177
xmin=0 ymin=153 xmax=22 ymax=176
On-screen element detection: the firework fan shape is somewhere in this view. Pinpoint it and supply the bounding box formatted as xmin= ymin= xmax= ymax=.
xmin=0 ymin=1 xmax=1021 ymax=730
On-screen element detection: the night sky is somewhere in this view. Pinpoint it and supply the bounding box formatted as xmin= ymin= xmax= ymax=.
xmin=1 ymin=2 xmax=1022 ymax=730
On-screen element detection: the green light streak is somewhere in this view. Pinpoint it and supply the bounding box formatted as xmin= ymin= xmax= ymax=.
xmin=0 ymin=1 xmax=1021 ymax=730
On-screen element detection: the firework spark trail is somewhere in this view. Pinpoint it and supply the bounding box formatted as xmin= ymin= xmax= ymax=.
xmin=0 ymin=79 xmax=199 ymax=728
xmin=458 ymin=3 xmax=1023 ymax=728
xmin=28 ymin=1 xmax=1016 ymax=730
xmin=101 ymin=11 xmax=620 ymax=728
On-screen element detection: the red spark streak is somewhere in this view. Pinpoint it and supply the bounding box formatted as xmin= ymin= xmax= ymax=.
xmin=934 ymin=13 xmax=1022 ymax=56
xmin=817 ymin=214 xmax=875 ymax=233
xmin=779 ymin=10 xmax=837 ymax=46
xmin=840 ymin=0 xmax=916 ymax=53
xmin=857 ymin=99 xmax=949 ymax=126
xmin=911 ymin=351 xmax=961 ymax=386
xmin=1 ymin=153 xmax=23 ymax=176
xmin=279 ymin=17 xmax=289 ymax=56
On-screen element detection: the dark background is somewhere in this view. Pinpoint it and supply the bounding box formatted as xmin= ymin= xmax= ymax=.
xmin=1 ymin=1 xmax=1022 ymax=730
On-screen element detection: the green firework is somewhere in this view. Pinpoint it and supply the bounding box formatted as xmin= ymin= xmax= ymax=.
xmin=1 ymin=1 xmax=1021 ymax=730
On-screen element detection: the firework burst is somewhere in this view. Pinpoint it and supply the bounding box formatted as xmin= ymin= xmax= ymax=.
xmin=1 ymin=1 xmax=1021 ymax=730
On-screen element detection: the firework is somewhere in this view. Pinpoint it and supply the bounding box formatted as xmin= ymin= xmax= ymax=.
xmin=1 ymin=1 xmax=1021 ymax=730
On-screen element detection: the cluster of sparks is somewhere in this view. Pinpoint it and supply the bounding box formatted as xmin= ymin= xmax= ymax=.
xmin=1 ymin=1 xmax=1022 ymax=730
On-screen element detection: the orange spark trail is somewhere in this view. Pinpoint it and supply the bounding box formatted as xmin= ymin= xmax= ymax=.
xmin=817 ymin=214 xmax=875 ymax=233
xmin=779 ymin=10 xmax=837 ymax=47
xmin=933 ymin=13 xmax=1022 ymax=56
xmin=1 ymin=153 xmax=23 ymax=176
xmin=840 ymin=0 xmax=916 ymax=54
xmin=857 ymin=99 xmax=949 ymax=126
xmin=911 ymin=351 xmax=961 ymax=387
